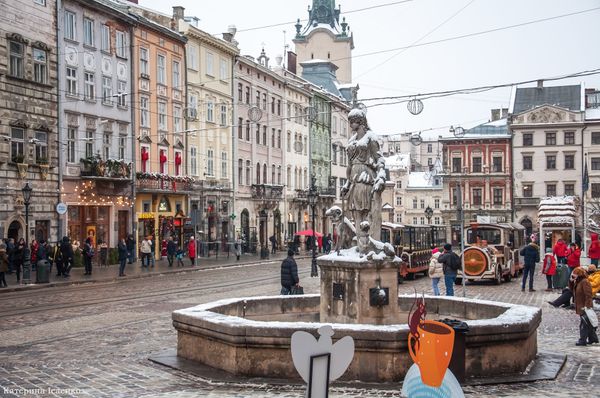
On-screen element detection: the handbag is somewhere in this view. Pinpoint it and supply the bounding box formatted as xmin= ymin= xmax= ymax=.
xmin=584 ymin=307 xmax=598 ymax=328
xmin=290 ymin=285 xmax=304 ymax=295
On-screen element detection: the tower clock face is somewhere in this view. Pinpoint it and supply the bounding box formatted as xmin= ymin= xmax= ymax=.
xmin=316 ymin=5 xmax=329 ymax=19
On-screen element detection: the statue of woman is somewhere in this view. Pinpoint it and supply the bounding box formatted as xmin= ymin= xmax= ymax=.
xmin=340 ymin=108 xmax=386 ymax=243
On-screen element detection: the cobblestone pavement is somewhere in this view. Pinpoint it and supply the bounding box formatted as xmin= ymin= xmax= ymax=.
xmin=0 ymin=259 xmax=599 ymax=397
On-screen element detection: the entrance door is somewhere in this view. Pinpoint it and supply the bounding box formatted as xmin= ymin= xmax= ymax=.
xmin=241 ymin=209 xmax=250 ymax=252
xmin=118 ymin=210 xmax=129 ymax=240
xmin=8 ymin=220 xmax=22 ymax=240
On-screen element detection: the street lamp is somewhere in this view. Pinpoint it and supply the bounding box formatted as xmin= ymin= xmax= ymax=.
xmin=424 ymin=206 xmax=433 ymax=224
xmin=22 ymin=182 xmax=33 ymax=284
xmin=307 ymin=174 xmax=319 ymax=277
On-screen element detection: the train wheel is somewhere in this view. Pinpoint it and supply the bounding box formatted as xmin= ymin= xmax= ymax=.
xmin=494 ymin=268 xmax=502 ymax=285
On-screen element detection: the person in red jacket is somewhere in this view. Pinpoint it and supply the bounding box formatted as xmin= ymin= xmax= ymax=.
xmin=566 ymin=242 xmax=581 ymax=278
xmin=553 ymin=239 xmax=568 ymax=265
xmin=188 ymin=236 xmax=196 ymax=266
xmin=588 ymin=233 xmax=600 ymax=266
xmin=541 ymin=248 xmax=557 ymax=291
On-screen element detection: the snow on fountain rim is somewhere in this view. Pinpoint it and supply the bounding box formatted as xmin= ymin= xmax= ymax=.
xmin=173 ymin=294 xmax=540 ymax=331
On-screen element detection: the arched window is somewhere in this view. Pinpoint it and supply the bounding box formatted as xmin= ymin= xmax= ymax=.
xmin=238 ymin=159 xmax=243 ymax=185
xmin=256 ymin=162 xmax=261 ymax=184
xmin=262 ymin=163 xmax=267 ymax=184
xmin=277 ymin=166 xmax=282 ymax=184
xmin=287 ymin=166 xmax=291 ymax=187
xmin=271 ymin=164 xmax=276 ymax=184
xmin=245 ymin=160 xmax=250 ymax=185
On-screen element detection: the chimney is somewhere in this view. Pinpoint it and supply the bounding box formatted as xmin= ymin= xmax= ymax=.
xmin=173 ymin=6 xmax=185 ymax=20
xmin=287 ymin=51 xmax=297 ymax=74
xmin=501 ymin=108 xmax=508 ymax=119
xmin=537 ymin=79 xmax=544 ymax=89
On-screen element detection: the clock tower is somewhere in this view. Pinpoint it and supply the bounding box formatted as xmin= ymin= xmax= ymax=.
xmin=293 ymin=0 xmax=354 ymax=84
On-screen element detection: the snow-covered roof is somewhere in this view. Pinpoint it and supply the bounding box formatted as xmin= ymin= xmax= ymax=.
xmin=586 ymin=107 xmax=600 ymax=120
xmin=382 ymin=203 xmax=394 ymax=210
xmin=384 ymin=153 xmax=410 ymax=171
xmin=300 ymin=58 xmax=331 ymax=65
xmin=538 ymin=196 xmax=577 ymax=222
xmin=539 ymin=196 xmax=576 ymax=206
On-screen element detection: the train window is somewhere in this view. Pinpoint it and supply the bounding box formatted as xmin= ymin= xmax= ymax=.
xmin=467 ymin=228 xmax=502 ymax=245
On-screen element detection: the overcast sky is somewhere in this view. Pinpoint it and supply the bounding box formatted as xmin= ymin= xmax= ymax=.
xmin=140 ymin=0 xmax=600 ymax=138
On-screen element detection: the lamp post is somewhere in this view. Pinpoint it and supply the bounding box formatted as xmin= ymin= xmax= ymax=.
xmin=22 ymin=183 xmax=33 ymax=284
xmin=424 ymin=206 xmax=433 ymax=224
xmin=307 ymin=174 xmax=319 ymax=277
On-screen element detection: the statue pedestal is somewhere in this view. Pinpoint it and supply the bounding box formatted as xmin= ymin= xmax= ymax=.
xmin=318 ymin=255 xmax=401 ymax=325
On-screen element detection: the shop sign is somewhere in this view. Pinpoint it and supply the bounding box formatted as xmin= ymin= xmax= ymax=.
xmin=139 ymin=212 xmax=155 ymax=220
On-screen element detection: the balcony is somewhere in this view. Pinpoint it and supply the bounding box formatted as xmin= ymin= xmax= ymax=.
xmin=135 ymin=172 xmax=194 ymax=193
xmin=251 ymin=184 xmax=283 ymax=200
xmin=197 ymin=179 xmax=232 ymax=191
xmin=514 ymin=197 xmax=540 ymax=208
xmin=80 ymin=156 xmax=131 ymax=180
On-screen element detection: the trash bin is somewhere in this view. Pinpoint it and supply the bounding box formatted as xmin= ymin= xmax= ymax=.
xmin=438 ymin=318 xmax=469 ymax=384
xmin=36 ymin=259 xmax=51 ymax=284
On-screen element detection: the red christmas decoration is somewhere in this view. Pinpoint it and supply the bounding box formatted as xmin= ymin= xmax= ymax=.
xmin=160 ymin=150 xmax=167 ymax=174
xmin=141 ymin=147 xmax=149 ymax=172
xmin=175 ymin=152 xmax=182 ymax=175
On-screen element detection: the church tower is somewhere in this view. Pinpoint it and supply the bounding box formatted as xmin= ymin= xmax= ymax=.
xmin=293 ymin=0 xmax=354 ymax=84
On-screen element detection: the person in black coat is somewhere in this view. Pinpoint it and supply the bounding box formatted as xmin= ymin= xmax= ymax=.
xmin=280 ymin=249 xmax=299 ymax=294
xmin=126 ymin=234 xmax=136 ymax=264
xmin=520 ymin=242 xmax=540 ymax=292
xmin=118 ymin=238 xmax=128 ymax=277
xmin=166 ymin=236 xmax=177 ymax=267
xmin=60 ymin=236 xmax=74 ymax=278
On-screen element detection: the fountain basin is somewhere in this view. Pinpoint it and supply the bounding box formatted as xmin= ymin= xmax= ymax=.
xmin=173 ymin=294 xmax=541 ymax=382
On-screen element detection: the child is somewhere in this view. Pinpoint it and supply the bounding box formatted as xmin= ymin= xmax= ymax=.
xmin=542 ymin=248 xmax=556 ymax=292
xmin=176 ymin=248 xmax=185 ymax=267
xmin=428 ymin=248 xmax=443 ymax=296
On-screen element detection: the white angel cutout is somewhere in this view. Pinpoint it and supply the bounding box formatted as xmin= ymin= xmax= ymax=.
xmin=291 ymin=325 xmax=355 ymax=397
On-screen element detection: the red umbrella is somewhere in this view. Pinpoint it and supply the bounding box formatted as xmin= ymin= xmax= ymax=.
xmin=295 ymin=229 xmax=323 ymax=238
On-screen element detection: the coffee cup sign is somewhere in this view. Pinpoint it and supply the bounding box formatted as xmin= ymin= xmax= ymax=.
xmin=408 ymin=320 xmax=455 ymax=388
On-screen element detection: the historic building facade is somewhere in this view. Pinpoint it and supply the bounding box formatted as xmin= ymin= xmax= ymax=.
xmin=0 ymin=0 xmax=59 ymax=243
xmin=58 ymin=0 xmax=136 ymax=248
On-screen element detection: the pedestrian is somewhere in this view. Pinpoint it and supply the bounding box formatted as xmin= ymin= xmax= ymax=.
xmin=60 ymin=236 xmax=73 ymax=278
xmin=437 ymin=243 xmax=461 ymax=296
xmin=235 ymin=236 xmax=242 ymax=261
xmin=176 ymin=247 xmax=185 ymax=267
xmin=293 ymin=235 xmax=301 ymax=255
xmin=280 ymin=248 xmax=299 ymax=295
xmin=572 ymin=267 xmax=599 ymax=346
xmin=140 ymin=236 xmax=152 ymax=268
xmin=317 ymin=235 xmax=323 ymax=253
xmin=428 ymin=247 xmax=443 ymax=296
xmin=14 ymin=238 xmax=25 ymax=283
xmin=30 ymin=239 xmax=38 ymax=270
xmin=167 ymin=236 xmax=177 ymax=267
xmin=188 ymin=236 xmax=196 ymax=266
xmin=82 ymin=237 xmax=94 ymax=275
xmin=269 ymin=235 xmax=277 ymax=254
xmin=126 ymin=234 xmax=136 ymax=264
xmin=588 ymin=233 xmax=600 ymax=266
xmin=51 ymin=241 xmax=64 ymax=277
xmin=149 ymin=235 xmax=156 ymax=268
xmin=520 ymin=239 xmax=540 ymax=292
xmin=541 ymin=248 xmax=557 ymax=291
xmin=566 ymin=242 xmax=581 ymax=278
xmin=118 ymin=237 xmax=128 ymax=277
xmin=0 ymin=243 xmax=8 ymax=287
xmin=325 ymin=233 xmax=332 ymax=254
xmin=553 ymin=238 xmax=568 ymax=265
xmin=6 ymin=238 xmax=15 ymax=274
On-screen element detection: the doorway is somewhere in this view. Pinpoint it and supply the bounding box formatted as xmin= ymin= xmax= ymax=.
xmin=8 ymin=220 xmax=22 ymax=240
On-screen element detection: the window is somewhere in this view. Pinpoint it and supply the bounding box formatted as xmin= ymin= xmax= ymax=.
xmin=523 ymin=133 xmax=533 ymax=146
xmin=238 ymin=159 xmax=243 ymax=185
xmin=263 ymin=125 xmax=267 ymax=145
xmin=8 ymin=41 xmax=24 ymax=78
xmin=592 ymin=132 xmax=600 ymax=145
xmin=206 ymin=52 xmax=214 ymax=75
xmin=287 ymin=167 xmax=291 ymax=187
xmin=592 ymin=183 xmax=600 ymax=199
xmin=157 ymin=54 xmax=166 ymax=84
xmin=546 ymin=154 xmax=556 ymax=169
xmin=84 ymin=72 xmax=95 ymax=100
xmin=116 ymin=31 xmax=126 ymax=58
xmin=564 ymin=183 xmax=575 ymax=196
xmin=523 ymin=155 xmax=533 ymax=170
xmin=207 ymin=149 xmax=214 ymax=176
xmin=396 ymin=181 xmax=402 ymax=189
xmin=493 ymin=188 xmax=502 ymax=205
xmin=546 ymin=184 xmax=557 ymax=197
xmin=102 ymin=76 xmax=112 ymax=104
xmin=187 ymin=45 xmax=198 ymax=70
xmin=332 ymin=144 xmax=337 ymax=164
xmin=101 ymin=25 xmax=110 ymax=52
xmin=452 ymin=157 xmax=461 ymax=173
xmin=256 ymin=90 xmax=260 ymax=107
xmin=420 ymin=217 xmax=425 ymax=225
xmin=238 ymin=118 xmax=243 ymax=139
xmin=190 ymin=147 xmax=198 ymax=175
xmin=172 ymin=60 xmax=180 ymax=87
xmin=237 ymin=84 xmax=243 ymax=102
xmin=256 ymin=124 xmax=260 ymax=144
xmin=522 ymin=183 xmax=533 ymax=198
xmin=277 ymin=130 xmax=281 ymax=148
xmin=118 ymin=135 xmax=126 ymax=160
xmin=546 ymin=132 xmax=556 ymax=145
xmin=472 ymin=156 xmax=482 ymax=173
xmin=117 ymin=80 xmax=126 ymax=107
xmin=413 ymin=217 xmax=418 ymax=225
xmin=256 ymin=162 xmax=261 ymax=184
xmin=427 ymin=143 xmax=432 ymax=153
xmin=564 ymin=131 xmax=575 ymax=145
xmin=220 ymin=59 xmax=227 ymax=80
xmin=245 ymin=87 xmax=250 ymax=104
xmin=271 ymin=164 xmax=276 ymax=183
xmin=220 ymin=104 xmax=227 ymax=126
xmin=83 ymin=18 xmax=94 ymax=46
xmin=67 ymin=127 xmax=76 ymax=163
xmin=245 ymin=120 xmax=250 ymax=141
xmin=396 ymin=196 xmax=402 ymax=206
xmin=434 ymin=217 xmax=440 ymax=225
xmin=277 ymin=166 xmax=282 ymax=184
xmin=103 ymin=132 xmax=111 ymax=160
xmin=140 ymin=48 xmax=149 ymax=75
xmin=492 ymin=156 xmax=502 ymax=172
xmin=434 ymin=198 xmax=440 ymax=209
xmin=564 ymin=154 xmax=575 ymax=169
xmin=206 ymin=101 xmax=214 ymax=122
xmin=64 ymin=11 xmax=76 ymax=41
xmin=10 ymin=127 xmax=25 ymax=162
xmin=271 ymin=128 xmax=276 ymax=147
xmin=246 ymin=161 xmax=251 ymax=185
xmin=140 ymin=96 xmax=149 ymax=127
xmin=33 ymin=48 xmax=47 ymax=84
xmin=262 ymin=93 xmax=267 ymax=110
xmin=412 ymin=199 xmax=417 ymax=209
xmin=420 ymin=199 xmax=425 ymax=209
xmin=472 ymin=188 xmax=482 ymax=206
xmin=66 ymin=67 xmax=77 ymax=96
xmin=287 ymin=132 xmax=291 ymax=152
xmin=85 ymin=130 xmax=94 ymax=158
xmin=34 ymin=0 xmax=46 ymax=5
xmin=221 ymin=152 xmax=227 ymax=178
xmin=158 ymin=101 xmax=167 ymax=130
xmin=271 ymin=97 xmax=275 ymax=114
xmin=173 ymin=105 xmax=182 ymax=133
xmin=592 ymin=157 xmax=600 ymax=170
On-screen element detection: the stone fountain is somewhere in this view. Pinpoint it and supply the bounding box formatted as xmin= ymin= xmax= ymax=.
xmin=170 ymin=109 xmax=543 ymax=383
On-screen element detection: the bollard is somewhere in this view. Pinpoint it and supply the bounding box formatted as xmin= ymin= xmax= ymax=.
xmin=36 ymin=259 xmax=51 ymax=283
xmin=438 ymin=318 xmax=469 ymax=384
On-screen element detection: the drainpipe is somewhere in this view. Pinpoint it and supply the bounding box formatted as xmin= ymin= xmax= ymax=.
xmin=231 ymin=56 xmax=240 ymax=240
xmin=581 ymin=125 xmax=589 ymax=261
xmin=129 ymin=23 xmax=137 ymax=245
xmin=56 ymin=0 xmax=63 ymax=241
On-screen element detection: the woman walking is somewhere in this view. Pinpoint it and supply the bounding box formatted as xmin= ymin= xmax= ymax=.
xmin=428 ymin=248 xmax=443 ymax=296
xmin=118 ymin=238 xmax=128 ymax=277
xmin=188 ymin=236 xmax=196 ymax=266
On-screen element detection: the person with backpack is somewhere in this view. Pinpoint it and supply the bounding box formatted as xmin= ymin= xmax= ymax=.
xmin=520 ymin=240 xmax=540 ymax=292
xmin=437 ymin=243 xmax=461 ymax=296
xmin=541 ymin=248 xmax=557 ymax=292
xmin=428 ymin=248 xmax=443 ymax=296
xmin=82 ymin=237 xmax=94 ymax=275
